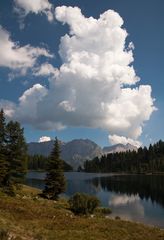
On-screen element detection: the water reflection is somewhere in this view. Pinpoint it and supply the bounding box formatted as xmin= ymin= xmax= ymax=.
xmin=109 ymin=194 xmax=140 ymax=206
xmin=25 ymin=172 xmax=164 ymax=228
xmin=88 ymin=175 xmax=164 ymax=228
xmin=89 ymin=175 xmax=164 ymax=208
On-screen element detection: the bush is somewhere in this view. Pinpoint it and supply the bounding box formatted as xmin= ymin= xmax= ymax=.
xmin=69 ymin=193 xmax=100 ymax=215
xmin=95 ymin=207 xmax=112 ymax=215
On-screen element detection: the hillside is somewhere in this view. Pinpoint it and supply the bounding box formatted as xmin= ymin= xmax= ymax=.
xmin=0 ymin=185 xmax=163 ymax=240
xmin=28 ymin=139 xmax=137 ymax=169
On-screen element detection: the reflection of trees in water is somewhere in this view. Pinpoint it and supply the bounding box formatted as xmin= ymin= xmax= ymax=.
xmin=89 ymin=175 xmax=164 ymax=207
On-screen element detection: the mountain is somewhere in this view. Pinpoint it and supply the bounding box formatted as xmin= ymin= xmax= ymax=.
xmin=28 ymin=141 xmax=54 ymax=156
xmin=103 ymin=143 xmax=138 ymax=154
xmin=28 ymin=139 xmax=103 ymax=170
xmin=27 ymin=140 xmax=137 ymax=170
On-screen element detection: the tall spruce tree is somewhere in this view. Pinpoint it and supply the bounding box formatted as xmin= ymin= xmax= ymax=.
xmin=6 ymin=121 xmax=27 ymax=186
xmin=0 ymin=109 xmax=8 ymax=186
xmin=43 ymin=137 xmax=66 ymax=200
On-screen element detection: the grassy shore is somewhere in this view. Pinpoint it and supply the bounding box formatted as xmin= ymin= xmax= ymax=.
xmin=0 ymin=185 xmax=164 ymax=240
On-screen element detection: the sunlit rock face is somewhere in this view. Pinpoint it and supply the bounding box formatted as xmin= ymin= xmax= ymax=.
xmin=103 ymin=143 xmax=138 ymax=154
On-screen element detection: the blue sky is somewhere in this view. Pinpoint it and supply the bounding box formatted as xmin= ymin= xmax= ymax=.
xmin=0 ymin=0 xmax=163 ymax=147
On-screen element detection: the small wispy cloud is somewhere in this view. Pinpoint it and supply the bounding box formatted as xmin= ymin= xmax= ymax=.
xmin=38 ymin=136 xmax=51 ymax=142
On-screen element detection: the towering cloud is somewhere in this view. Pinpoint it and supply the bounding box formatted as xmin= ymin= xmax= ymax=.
xmin=0 ymin=6 xmax=156 ymax=146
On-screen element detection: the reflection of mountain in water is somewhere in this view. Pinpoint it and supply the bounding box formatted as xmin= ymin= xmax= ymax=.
xmin=89 ymin=175 xmax=164 ymax=207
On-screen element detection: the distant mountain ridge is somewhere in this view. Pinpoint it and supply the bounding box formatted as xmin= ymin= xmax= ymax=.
xmin=27 ymin=139 xmax=137 ymax=170
xmin=103 ymin=143 xmax=138 ymax=154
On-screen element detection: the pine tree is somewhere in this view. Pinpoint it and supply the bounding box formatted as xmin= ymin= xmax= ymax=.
xmin=5 ymin=121 xmax=27 ymax=187
xmin=0 ymin=109 xmax=8 ymax=186
xmin=43 ymin=137 xmax=66 ymax=200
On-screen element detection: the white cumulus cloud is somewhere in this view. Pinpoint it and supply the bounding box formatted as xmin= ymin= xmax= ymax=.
xmin=0 ymin=6 xmax=156 ymax=146
xmin=38 ymin=136 xmax=51 ymax=142
xmin=109 ymin=135 xmax=141 ymax=148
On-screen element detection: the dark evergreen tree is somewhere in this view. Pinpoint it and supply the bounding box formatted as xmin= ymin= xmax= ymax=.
xmin=43 ymin=137 xmax=66 ymax=200
xmin=27 ymin=154 xmax=73 ymax=171
xmin=5 ymin=121 xmax=27 ymax=187
xmin=0 ymin=109 xmax=8 ymax=186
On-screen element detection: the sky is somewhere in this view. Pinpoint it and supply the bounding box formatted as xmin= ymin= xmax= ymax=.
xmin=0 ymin=0 xmax=163 ymax=147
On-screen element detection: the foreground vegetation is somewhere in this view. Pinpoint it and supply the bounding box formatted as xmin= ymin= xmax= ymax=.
xmin=0 ymin=109 xmax=27 ymax=195
xmin=0 ymin=110 xmax=67 ymax=201
xmin=0 ymin=185 xmax=164 ymax=240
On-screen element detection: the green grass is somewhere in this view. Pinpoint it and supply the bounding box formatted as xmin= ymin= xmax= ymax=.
xmin=0 ymin=185 xmax=164 ymax=240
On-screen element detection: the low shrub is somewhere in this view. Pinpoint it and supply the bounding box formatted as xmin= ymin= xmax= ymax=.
xmin=69 ymin=192 xmax=100 ymax=215
xmin=95 ymin=207 xmax=112 ymax=215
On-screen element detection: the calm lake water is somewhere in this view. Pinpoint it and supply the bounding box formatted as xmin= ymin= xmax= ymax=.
xmin=25 ymin=172 xmax=164 ymax=228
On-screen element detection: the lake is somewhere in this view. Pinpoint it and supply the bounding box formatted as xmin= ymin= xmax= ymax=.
xmin=25 ymin=172 xmax=164 ymax=228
